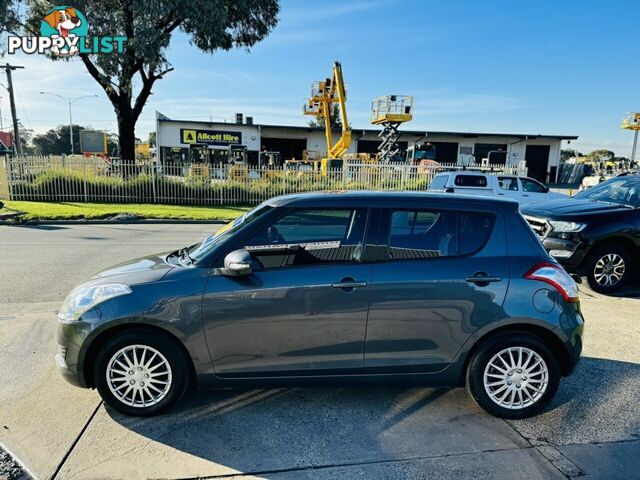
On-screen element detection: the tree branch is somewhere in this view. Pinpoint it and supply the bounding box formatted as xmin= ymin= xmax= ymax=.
xmin=132 ymin=66 xmax=174 ymax=122
xmin=80 ymin=55 xmax=120 ymax=104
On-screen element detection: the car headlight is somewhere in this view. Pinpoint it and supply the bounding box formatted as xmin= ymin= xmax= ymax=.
xmin=58 ymin=283 xmax=131 ymax=322
xmin=548 ymin=221 xmax=586 ymax=232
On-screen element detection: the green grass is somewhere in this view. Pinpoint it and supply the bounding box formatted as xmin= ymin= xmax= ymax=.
xmin=3 ymin=201 xmax=250 ymax=221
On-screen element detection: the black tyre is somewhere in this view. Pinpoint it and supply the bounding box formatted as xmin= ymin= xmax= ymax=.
xmin=94 ymin=329 xmax=190 ymax=416
xmin=586 ymin=244 xmax=632 ymax=294
xmin=466 ymin=333 xmax=560 ymax=419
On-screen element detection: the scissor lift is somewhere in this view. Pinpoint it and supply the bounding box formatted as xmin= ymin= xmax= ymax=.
xmin=371 ymin=95 xmax=414 ymax=163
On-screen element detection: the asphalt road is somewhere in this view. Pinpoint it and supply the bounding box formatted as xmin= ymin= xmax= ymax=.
xmin=0 ymin=223 xmax=639 ymax=480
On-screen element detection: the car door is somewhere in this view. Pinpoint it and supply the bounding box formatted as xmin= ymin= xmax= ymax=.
xmin=202 ymin=207 xmax=372 ymax=376
xmin=520 ymin=177 xmax=549 ymax=204
xmin=364 ymin=207 xmax=509 ymax=371
xmin=497 ymin=176 xmax=522 ymax=202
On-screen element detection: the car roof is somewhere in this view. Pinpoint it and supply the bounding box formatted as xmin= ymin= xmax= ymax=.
xmin=438 ymin=171 xmax=520 ymax=177
xmin=265 ymin=190 xmax=519 ymax=211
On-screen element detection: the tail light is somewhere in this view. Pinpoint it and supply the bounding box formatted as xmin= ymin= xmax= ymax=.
xmin=525 ymin=262 xmax=579 ymax=303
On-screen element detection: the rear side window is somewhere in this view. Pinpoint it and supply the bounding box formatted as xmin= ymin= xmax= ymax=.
xmin=458 ymin=212 xmax=496 ymax=255
xmin=429 ymin=174 xmax=448 ymax=190
xmin=387 ymin=209 xmax=494 ymax=260
xmin=454 ymin=175 xmax=488 ymax=187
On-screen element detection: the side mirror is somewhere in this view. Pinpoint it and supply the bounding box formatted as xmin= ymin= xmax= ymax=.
xmin=221 ymin=249 xmax=255 ymax=277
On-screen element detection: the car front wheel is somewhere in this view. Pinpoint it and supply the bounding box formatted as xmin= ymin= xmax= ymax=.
xmin=94 ymin=330 xmax=190 ymax=416
xmin=466 ymin=333 xmax=560 ymax=419
xmin=586 ymin=244 xmax=631 ymax=294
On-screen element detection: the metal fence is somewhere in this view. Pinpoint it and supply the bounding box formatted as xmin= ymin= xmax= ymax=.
xmin=1 ymin=155 xmax=527 ymax=205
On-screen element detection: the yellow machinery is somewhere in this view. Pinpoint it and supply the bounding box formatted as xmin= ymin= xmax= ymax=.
xmin=135 ymin=142 xmax=151 ymax=160
xmin=621 ymin=112 xmax=640 ymax=162
xmin=371 ymin=95 xmax=414 ymax=125
xmin=621 ymin=112 xmax=640 ymax=130
xmin=303 ymin=61 xmax=351 ymax=174
xmin=370 ymin=95 xmax=414 ymax=163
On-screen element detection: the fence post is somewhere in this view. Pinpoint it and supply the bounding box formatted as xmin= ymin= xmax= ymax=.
xmin=151 ymin=163 xmax=158 ymax=203
xmin=3 ymin=156 xmax=14 ymax=200
xmin=82 ymin=158 xmax=88 ymax=202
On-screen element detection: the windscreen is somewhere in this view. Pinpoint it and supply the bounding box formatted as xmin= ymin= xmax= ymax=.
xmin=189 ymin=203 xmax=273 ymax=263
xmin=575 ymin=177 xmax=640 ymax=208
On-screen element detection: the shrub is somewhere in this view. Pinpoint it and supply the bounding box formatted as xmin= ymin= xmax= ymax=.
xmin=9 ymin=167 xmax=431 ymax=205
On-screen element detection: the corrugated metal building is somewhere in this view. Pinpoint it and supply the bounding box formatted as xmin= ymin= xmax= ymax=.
xmin=155 ymin=112 xmax=578 ymax=182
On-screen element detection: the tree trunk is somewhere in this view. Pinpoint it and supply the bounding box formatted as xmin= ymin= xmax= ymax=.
xmin=117 ymin=108 xmax=136 ymax=162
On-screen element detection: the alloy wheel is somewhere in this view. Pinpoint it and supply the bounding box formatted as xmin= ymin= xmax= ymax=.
xmin=483 ymin=346 xmax=549 ymax=410
xmin=593 ymin=253 xmax=625 ymax=287
xmin=106 ymin=344 xmax=173 ymax=408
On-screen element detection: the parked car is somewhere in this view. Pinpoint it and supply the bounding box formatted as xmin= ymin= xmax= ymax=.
xmin=56 ymin=192 xmax=583 ymax=419
xmin=522 ymin=175 xmax=640 ymax=293
xmin=428 ymin=171 xmax=567 ymax=205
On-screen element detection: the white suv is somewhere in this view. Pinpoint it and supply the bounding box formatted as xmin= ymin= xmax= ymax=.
xmin=428 ymin=172 xmax=567 ymax=205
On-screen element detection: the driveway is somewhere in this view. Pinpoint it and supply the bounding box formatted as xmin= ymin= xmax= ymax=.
xmin=0 ymin=223 xmax=638 ymax=479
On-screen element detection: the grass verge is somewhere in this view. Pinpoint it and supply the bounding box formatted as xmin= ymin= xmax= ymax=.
xmin=2 ymin=201 xmax=250 ymax=221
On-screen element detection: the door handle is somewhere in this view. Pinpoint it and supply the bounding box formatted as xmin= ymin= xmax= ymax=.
xmin=465 ymin=273 xmax=501 ymax=285
xmin=332 ymin=280 xmax=367 ymax=289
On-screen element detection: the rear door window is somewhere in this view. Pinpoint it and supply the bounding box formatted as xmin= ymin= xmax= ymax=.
xmin=498 ymin=177 xmax=519 ymax=191
xmin=458 ymin=212 xmax=496 ymax=255
xmin=386 ymin=209 xmax=495 ymax=260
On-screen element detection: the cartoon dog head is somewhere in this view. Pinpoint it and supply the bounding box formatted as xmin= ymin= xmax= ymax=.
xmin=43 ymin=7 xmax=82 ymax=37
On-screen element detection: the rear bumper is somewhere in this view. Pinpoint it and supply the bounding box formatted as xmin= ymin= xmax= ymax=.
xmin=563 ymin=323 xmax=583 ymax=376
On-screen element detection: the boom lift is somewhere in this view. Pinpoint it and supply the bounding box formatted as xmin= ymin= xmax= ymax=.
xmin=303 ymin=61 xmax=351 ymax=174
xmin=621 ymin=112 xmax=640 ymax=163
xmin=371 ymin=95 xmax=413 ymax=163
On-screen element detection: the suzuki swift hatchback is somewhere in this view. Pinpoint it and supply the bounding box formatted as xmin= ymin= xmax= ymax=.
xmin=56 ymin=192 xmax=584 ymax=419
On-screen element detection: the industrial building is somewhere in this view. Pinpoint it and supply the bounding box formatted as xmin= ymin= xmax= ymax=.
xmin=155 ymin=111 xmax=578 ymax=182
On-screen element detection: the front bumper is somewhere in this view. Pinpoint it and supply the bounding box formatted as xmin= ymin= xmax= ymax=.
xmin=55 ymin=315 xmax=96 ymax=388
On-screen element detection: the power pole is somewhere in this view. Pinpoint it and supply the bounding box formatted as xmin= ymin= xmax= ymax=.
xmin=1 ymin=63 xmax=25 ymax=155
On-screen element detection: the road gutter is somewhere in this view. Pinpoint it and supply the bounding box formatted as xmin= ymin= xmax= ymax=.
xmin=503 ymin=419 xmax=584 ymax=479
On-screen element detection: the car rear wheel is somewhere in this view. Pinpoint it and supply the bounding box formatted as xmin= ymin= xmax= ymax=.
xmin=466 ymin=333 xmax=560 ymax=419
xmin=94 ymin=330 xmax=190 ymax=416
xmin=586 ymin=244 xmax=631 ymax=294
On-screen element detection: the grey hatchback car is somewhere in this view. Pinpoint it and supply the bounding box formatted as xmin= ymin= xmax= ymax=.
xmin=56 ymin=191 xmax=584 ymax=419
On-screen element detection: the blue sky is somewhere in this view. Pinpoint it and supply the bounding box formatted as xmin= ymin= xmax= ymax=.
xmin=2 ymin=0 xmax=639 ymax=156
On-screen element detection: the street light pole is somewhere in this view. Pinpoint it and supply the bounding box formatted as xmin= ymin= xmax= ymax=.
xmin=68 ymin=97 xmax=73 ymax=154
xmin=39 ymin=92 xmax=99 ymax=154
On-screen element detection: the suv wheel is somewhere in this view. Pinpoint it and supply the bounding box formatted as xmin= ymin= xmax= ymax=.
xmin=586 ymin=244 xmax=631 ymax=294
xmin=94 ymin=330 xmax=190 ymax=416
xmin=466 ymin=333 xmax=560 ymax=419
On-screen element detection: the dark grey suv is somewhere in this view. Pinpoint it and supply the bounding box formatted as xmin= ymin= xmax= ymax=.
xmin=56 ymin=192 xmax=584 ymax=419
